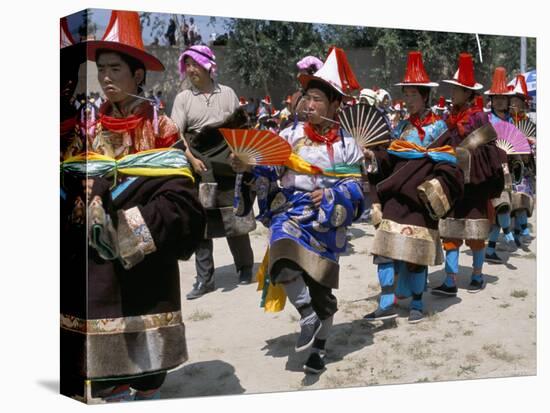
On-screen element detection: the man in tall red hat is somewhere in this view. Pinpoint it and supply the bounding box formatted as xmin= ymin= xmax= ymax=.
xmin=60 ymin=10 xmax=206 ymax=402
xmin=231 ymin=47 xmax=365 ymax=374
xmin=431 ymin=53 xmax=507 ymax=297
xmin=362 ymin=51 xmax=463 ymax=324
xmin=483 ymin=67 xmax=516 ymax=263
xmin=170 ymin=44 xmax=255 ymax=298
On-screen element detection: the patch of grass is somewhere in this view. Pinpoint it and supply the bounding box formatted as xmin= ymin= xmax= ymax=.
xmin=390 ymin=342 xmax=403 ymax=351
xmin=499 ymin=303 xmax=511 ymax=309
xmin=333 ymin=335 xmax=349 ymax=346
xmin=350 ymin=337 xmax=368 ymax=346
xmin=379 ymin=368 xmax=401 ymax=380
xmin=426 ymin=311 xmax=440 ymax=322
xmin=407 ymin=342 xmax=433 ymax=360
xmin=457 ymin=364 xmax=478 ymax=376
xmin=444 ymin=332 xmax=454 ymax=339
xmin=426 ymin=338 xmax=437 ymax=344
xmin=510 ymin=289 xmax=528 ymax=298
xmin=183 ymin=365 xmax=204 ymax=377
xmin=427 ymin=361 xmax=444 ymax=369
xmin=465 ymin=353 xmax=481 ymax=364
xmin=188 ymin=309 xmax=212 ymax=322
xmin=483 ymin=344 xmax=521 ymax=363
xmin=218 ymin=370 xmax=233 ymax=380
xmin=415 ymin=377 xmax=430 ymax=383
xmin=463 ymin=330 xmax=474 ymax=336
xmin=529 ymin=312 xmax=536 ymax=319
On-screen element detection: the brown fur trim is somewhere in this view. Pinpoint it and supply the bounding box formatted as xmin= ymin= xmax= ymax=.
xmin=371 ymin=219 xmax=443 ymax=266
xmin=490 ymin=191 xmax=511 ymax=210
xmin=511 ymin=192 xmax=535 ymax=216
xmin=438 ymin=217 xmax=491 ymax=240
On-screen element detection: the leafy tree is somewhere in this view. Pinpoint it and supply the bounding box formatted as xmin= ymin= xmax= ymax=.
xmin=224 ymin=19 xmax=325 ymax=95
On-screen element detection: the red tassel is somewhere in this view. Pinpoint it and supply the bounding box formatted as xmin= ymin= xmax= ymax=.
xmin=330 ymin=46 xmax=361 ymax=93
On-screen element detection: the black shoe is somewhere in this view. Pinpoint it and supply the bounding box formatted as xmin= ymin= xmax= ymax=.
xmin=467 ymin=277 xmax=486 ymax=293
xmin=408 ymin=309 xmax=424 ymax=324
xmin=363 ymin=307 xmax=397 ymax=321
xmin=295 ymin=315 xmax=322 ymax=352
xmin=430 ymin=283 xmax=458 ymax=297
xmin=514 ymin=237 xmax=522 ymax=248
xmin=304 ymin=352 xmax=326 ymax=374
xmin=186 ymin=282 xmax=215 ymax=300
xmin=238 ymin=267 xmax=253 ymax=285
xmin=485 ymin=252 xmax=503 ymax=264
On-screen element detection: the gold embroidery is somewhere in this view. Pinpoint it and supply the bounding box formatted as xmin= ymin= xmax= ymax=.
xmin=60 ymin=311 xmax=183 ymax=335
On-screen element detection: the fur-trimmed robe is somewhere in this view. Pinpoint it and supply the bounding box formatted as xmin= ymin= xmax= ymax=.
xmin=439 ymin=109 xmax=507 ymax=240
xmin=60 ymin=174 xmax=205 ymax=398
xmin=368 ymin=132 xmax=464 ymax=266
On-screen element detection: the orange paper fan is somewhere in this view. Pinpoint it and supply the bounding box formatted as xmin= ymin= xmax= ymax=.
xmin=219 ymin=128 xmax=292 ymax=165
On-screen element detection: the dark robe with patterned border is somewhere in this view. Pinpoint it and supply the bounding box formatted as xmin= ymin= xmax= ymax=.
xmin=61 ymin=174 xmax=205 ymax=398
xmin=367 ymin=131 xmax=464 ymax=266
xmin=439 ymin=107 xmax=507 ymax=240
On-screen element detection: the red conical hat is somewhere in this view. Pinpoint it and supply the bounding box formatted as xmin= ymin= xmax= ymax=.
xmin=484 ymin=67 xmax=511 ymax=95
xmin=442 ymin=53 xmax=483 ymax=90
xmin=239 ymin=96 xmax=249 ymax=106
xmin=436 ymin=96 xmax=446 ymax=109
xmin=508 ymin=74 xmax=530 ymax=100
xmin=86 ymin=10 xmax=164 ymax=71
xmin=395 ymin=51 xmax=438 ymax=87
xmin=298 ymin=46 xmax=361 ymax=98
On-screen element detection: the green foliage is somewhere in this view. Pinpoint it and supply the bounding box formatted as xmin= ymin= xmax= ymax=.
xmin=225 ymin=19 xmax=325 ymax=95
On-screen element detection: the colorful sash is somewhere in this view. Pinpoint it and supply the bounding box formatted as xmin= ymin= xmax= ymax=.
xmin=387 ymin=140 xmax=457 ymax=164
xmin=61 ymin=148 xmax=194 ymax=182
xmin=283 ymin=152 xmax=362 ymax=178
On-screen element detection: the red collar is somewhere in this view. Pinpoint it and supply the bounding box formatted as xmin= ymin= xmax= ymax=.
xmin=303 ymin=122 xmax=341 ymax=165
xmin=408 ymin=111 xmax=441 ymax=141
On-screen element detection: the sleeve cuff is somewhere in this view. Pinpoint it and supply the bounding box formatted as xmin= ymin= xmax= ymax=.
xmin=455 ymin=147 xmax=471 ymax=184
xmin=117 ymin=206 xmax=157 ymax=269
xmin=417 ymin=178 xmax=451 ymax=219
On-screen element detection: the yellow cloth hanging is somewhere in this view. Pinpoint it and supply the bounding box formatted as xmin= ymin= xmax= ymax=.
xmin=255 ymin=247 xmax=287 ymax=313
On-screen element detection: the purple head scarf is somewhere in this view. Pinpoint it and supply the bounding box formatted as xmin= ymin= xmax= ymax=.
xmin=296 ymin=56 xmax=324 ymax=72
xmin=178 ymin=45 xmax=218 ymax=80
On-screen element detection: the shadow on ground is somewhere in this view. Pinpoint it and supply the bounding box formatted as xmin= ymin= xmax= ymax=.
xmin=161 ymin=360 xmax=245 ymax=399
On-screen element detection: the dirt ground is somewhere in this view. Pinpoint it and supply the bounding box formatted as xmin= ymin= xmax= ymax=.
xmin=160 ymin=213 xmax=536 ymax=400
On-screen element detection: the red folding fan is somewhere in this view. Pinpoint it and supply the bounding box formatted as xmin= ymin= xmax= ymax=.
xmin=219 ymin=128 xmax=292 ymax=165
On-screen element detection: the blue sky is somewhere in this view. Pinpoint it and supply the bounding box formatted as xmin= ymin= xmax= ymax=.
xmin=65 ymin=9 xmax=229 ymax=45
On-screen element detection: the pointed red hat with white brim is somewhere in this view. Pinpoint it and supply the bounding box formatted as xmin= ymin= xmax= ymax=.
xmin=508 ymin=74 xmax=530 ymax=100
xmin=298 ymin=46 xmax=361 ymax=98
